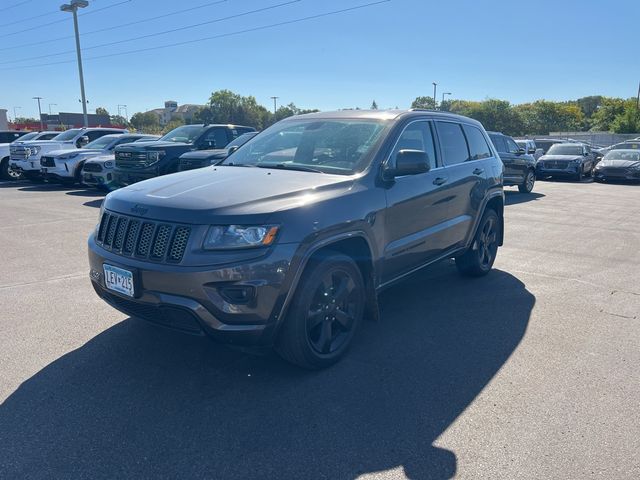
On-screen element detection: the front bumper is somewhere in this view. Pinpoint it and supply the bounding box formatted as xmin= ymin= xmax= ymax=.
xmin=113 ymin=169 xmax=158 ymax=186
xmin=9 ymin=159 xmax=41 ymax=173
xmin=593 ymin=169 xmax=640 ymax=181
xmin=88 ymin=233 xmax=299 ymax=346
xmin=536 ymin=164 xmax=581 ymax=178
xmin=83 ymin=170 xmax=115 ymax=188
xmin=41 ymin=164 xmax=74 ymax=182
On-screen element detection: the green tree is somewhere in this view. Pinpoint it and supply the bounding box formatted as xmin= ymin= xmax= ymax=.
xmin=196 ymin=89 xmax=272 ymax=129
xmin=130 ymin=111 xmax=161 ymax=133
xmin=95 ymin=107 xmax=109 ymax=116
xmin=371 ymin=100 xmax=378 ymax=110
xmin=590 ymin=97 xmax=626 ymax=131
xmin=610 ymin=100 xmax=640 ymax=133
xmin=109 ymin=114 xmax=129 ymax=127
xmin=162 ymin=118 xmax=185 ymax=135
xmin=515 ymin=101 xmax=583 ymax=135
xmin=411 ymin=96 xmax=436 ymax=110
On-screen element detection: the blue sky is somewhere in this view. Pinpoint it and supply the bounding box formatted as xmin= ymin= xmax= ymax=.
xmin=1 ymin=0 xmax=638 ymax=119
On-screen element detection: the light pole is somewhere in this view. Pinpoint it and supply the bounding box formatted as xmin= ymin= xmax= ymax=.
xmin=33 ymin=97 xmax=44 ymax=130
xmin=270 ymin=96 xmax=279 ymax=114
xmin=441 ymin=92 xmax=451 ymax=110
xmin=432 ymin=82 xmax=437 ymax=109
xmin=118 ymin=104 xmax=128 ymax=122
xmin=13 ymin=106 xmax=21 ymax=122
xmin=61 ymin=0 xmax=89 ymax=128
xmin=48 ymin=103 xmax=57 ymax=115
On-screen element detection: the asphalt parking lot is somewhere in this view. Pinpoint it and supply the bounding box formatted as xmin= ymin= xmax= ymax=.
xmin=0 ymin=179 xmax=638 ymax=479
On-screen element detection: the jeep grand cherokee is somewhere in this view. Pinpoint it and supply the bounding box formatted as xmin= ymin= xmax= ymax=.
xmin=89 ymin=110 xmax=504 ymax=369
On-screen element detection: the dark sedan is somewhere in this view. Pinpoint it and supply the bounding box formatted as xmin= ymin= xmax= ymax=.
xmin=536 ymin=143 xmax=596 ymax=181
xmin=593 ymin=149 xmax=640 ymax=182
xmin=178 ymin=131 xmax=259 ymax=171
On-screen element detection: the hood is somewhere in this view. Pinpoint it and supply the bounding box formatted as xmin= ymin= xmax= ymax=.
xmin=117 ymin=140 xmax=189 ymax=151
xmin=85 ymin=153 xmax=114 ymax=164
xmin=104 ymin=166 xmax=355 ymax=224
xmin=539 ymin=154 xmax=584 ymax=162
xmin=21 ymin=139 xmax=71 ymax=147
xmin=180 ymin=148 xmax=228 ymax=161
xmin=48 ymin=148 xmax=103 ymax=157
xmin=597 ymin=159 xmax=640 ymax=169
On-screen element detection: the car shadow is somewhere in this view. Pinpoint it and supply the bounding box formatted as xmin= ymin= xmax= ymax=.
xmin=83 ymin=198 xmax=104 ymax=208
xmin=0 ymin=262 xmax=534 ymax=479
xmin=505 ymin=190 xmax=545 ymax=206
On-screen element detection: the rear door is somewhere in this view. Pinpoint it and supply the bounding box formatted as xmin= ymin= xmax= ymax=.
xmin=504 ymin=136 xmax=528 ymax=182
xmin=199 ymin=127 xmax=232 ymax=149
xmin=436 ymin=121 xmax=490 ymax=249
xmin=382 ymin=120 xmax=452 ymax=283
xmin=489 ymin=133 xmax=518 ymax=183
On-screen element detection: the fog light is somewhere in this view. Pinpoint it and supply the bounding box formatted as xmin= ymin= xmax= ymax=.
xmin=220 ymin=285 xmax=255 ymax=305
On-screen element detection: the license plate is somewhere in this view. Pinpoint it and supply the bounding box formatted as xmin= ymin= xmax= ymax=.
xmin=103 ymin=264 xmax=135 ymax=297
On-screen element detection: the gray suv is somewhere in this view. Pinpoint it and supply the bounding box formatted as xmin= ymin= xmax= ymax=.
xmin=88 ymin=110 xmax=505 ymax=369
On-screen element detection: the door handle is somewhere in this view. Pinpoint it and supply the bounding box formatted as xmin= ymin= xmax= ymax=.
xmin=433 ymin=177 xmax=448 ymax=186
xmin=473 ymin=168 xmax=484 ymax=175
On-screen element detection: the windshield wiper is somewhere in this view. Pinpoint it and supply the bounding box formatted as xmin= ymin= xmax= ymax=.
xmin=256 ymin=163 xmax=322 ymax=173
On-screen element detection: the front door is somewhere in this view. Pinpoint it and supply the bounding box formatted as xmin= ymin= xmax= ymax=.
xmin=382 ymin=120 xmax=452 ymax=283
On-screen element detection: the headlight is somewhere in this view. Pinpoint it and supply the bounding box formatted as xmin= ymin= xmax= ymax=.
xmin=28 ymin=146 xmax=41 ymax=157
xmin=104 ymin=161 xmax=114 ymax=168
xmin=203 ymin=225 xmax=279 ymax=250
xmin=60 ymin=152 xmax=80 ymax=160
xmin=146 ymin=151 xmax=164 ymax=165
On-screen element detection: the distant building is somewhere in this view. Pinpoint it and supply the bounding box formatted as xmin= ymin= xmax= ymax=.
xmin=145 ymin=100 xmax=204 ymax=126
xmin=40 ymin=112 xmax=111 ymax=128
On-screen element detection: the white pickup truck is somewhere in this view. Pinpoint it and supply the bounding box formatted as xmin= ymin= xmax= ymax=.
xmin=1 ymin=131 xmax=57 ymax=180
xmin=10 ymin=127 xmax=126 ymax=182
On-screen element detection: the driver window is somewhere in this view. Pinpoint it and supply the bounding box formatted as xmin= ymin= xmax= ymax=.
xmin=202 ymin=129 xmax=229 ymax=149
xmin=391 ymin=121 xmax=436 ymax=170
xmin=506 ymin=138 xmax=519 ymax=154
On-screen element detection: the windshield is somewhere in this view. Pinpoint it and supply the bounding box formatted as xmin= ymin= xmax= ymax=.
xmin=84 ymin=136 xmax=116 ymax=150
xmin=13 ymin=132 xmax=38 ymax=142
xmin=547 ymin=144 xmax=583 ymax=156
xmin=227 ymin=132 xmax=258 ymax=149
xmin=603 ymin=150 xmax=640 ymax=162
xmin=53 ymin=129 xmax=82 ymax=142
xmin=159 ymin=125 xmax=204 ymax=144
xmin=220 ymin=119 xmax=388 ymax=175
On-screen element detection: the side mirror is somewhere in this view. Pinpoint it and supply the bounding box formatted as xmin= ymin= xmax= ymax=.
xmin=517 ymin=147 xmax=525 ymax=155
xmin=386 ymin=149 xmax=430 ymax=178
xmin=227 ymin=145 xmax=240 ymax=155
xmin=77 ymin=135 xmax=89 ymax=147
xmin=584 ymin=152 xmax=589 ymax=156
xmin=528 ymin=148 xmax=536 ymax=154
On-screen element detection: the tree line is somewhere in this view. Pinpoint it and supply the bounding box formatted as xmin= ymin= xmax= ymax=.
xmin=411 ymin=95 xmax=640 ymax=135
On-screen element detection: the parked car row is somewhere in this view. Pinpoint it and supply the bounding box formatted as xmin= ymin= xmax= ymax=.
xmin=5 ymin=123 xmax=256 ymax=190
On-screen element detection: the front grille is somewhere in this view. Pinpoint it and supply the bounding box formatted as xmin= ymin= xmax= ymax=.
xmin=542 ymin=161 xmax=570 ymax=169
xmin=10 ymin=146 xmax=28 ymax=160
xmin=40 ymin=156 xmax=55 ymax=167
xmin=83 ymin=162 xmax=103 ymax=172
xmin=179 ymin=159 xmax=206 ymax=171
xmin=116 ymin=152 xmax=148 ymax=169
xmin=96 ymin=211 xmax=191 ymax=263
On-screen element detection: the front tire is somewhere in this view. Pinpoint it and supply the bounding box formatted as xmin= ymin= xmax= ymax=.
xmin=1 ymin=158 xmax=20 ymax=181
xmin=276 ymin=253 xmax=365 ymax=369
xmin=456 ymin=209 xmax=500 ymax=277
xmin=518 ymin=170 xmax=535 ymax=193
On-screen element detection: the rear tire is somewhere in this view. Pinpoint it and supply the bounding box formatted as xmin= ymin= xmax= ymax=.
xmin=518 ymin=170 xmax=535 ymax=193
xmin=276 ymin=253 xmax=365 ymax=369
xmin=456 ymin=209 xmax=500 ymax=277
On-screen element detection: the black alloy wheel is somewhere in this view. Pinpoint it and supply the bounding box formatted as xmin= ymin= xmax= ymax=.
xmin=276 ymin=253 xmax=365 ymax=369
xmin=456 ymin=209 xmax=500 ymax=277
xmin=519 ymin=170 xmax=535 ymax=193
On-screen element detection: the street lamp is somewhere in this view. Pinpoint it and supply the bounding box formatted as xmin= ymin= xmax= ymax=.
xmin=60 ymin=0 xmax=89 ymax=128
xmin=441 ymin=92 xmax=452 ymax=109
xmin=12 ymin=106 xmax=21 ymax=122
xmin=270 ymin=96 xmax=279 ymax=114
xmin=48 ymin=103 xmax=57 ymax=115
xmin=432 ymin=82 xmax=437 ymax=109
xmin=118 ymin=104 xmax=128 ymax=122
xmin=33 ymin=97 xmax=44 ymax=130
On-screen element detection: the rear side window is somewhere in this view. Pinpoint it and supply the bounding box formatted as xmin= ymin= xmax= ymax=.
xmin=436 ymin=122 xmax=469 ymax=166
xmin=505 ymin=137 xmax=520 ymax=154
xmin=489 ymin=134 xmax=507 ymax=153
xmin=391 ymin=121 xmax=437 ymax=170
xmin=463 ymin=125 xmax=492 ymax=160
xmin=202 ymin=128 xmax=230 ymax=149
